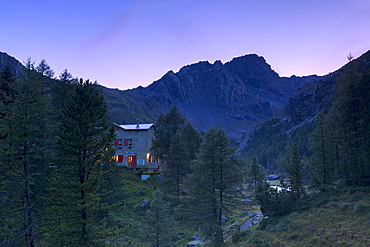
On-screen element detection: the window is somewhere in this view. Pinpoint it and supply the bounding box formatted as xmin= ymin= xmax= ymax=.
xmin=147 ymin=153 xmax=153 ymax=163
xmin=114 ymin=139 xmax=123 ymax=147
xmin=114 ymin=155 xmax=124 ymax=163
xmin=124 ymin=139 xmax=132 ymax=147
xmin=128 ymin=156 xmax=137 ymax=167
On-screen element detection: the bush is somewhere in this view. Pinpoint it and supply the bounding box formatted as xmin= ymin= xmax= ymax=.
xmin=255 ymin=182 xmax=296 ymax=217
xmin=251 ymin=236 xmax=272 ymax=247
xmin=353 ymin=203 xmax=368 ymax=213
xmin=231 ymin=230 xmax=250 ymax=243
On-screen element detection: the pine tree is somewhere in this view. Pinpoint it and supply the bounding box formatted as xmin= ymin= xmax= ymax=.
xmin=181 ymin=122 xmax=202 ymax=161
xmin=140 ymin=189 xmax=176 ymax=247
xmin=309 ymin=112 xmax=337 ymax=189
xmin=151 ymin=106 xmax=186 ymax=162
xmin=247 ymin=157 xmax=265 ymax=187
xmin=0 ymin=65 xmax=15 ymax=110
xmin=329 ymin=59 xmax=370 ymax=185
xmin=0 ymin=60 xmax=49 ymax=246
xmin=45 ymin=79 xmax=116 ymax=246
xmin=160 ymin=122 xmax=201 ymax=206
xmin=288 ymin=144 xmax=305 ymax=197
xmin=163 ymin=133 xmax=189 ymax=205
xmin=185 ymin=128 xmax=244 ymax=246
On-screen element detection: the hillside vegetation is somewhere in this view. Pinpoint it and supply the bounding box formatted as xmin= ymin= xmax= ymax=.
xmin=230 ymin=186 xmax=370 ymax=247
xmin=1 ymin=51 xmax=369 ymax=246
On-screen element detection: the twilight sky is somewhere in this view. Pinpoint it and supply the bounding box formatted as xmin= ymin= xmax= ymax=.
xmin=1 ymin=0 xmax=369 ymax=90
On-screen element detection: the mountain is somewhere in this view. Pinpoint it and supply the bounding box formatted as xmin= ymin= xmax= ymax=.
xmin=0 ymin=51 xmax=320 ymax=139
xmin=0 ymin=51 xmax=24 ymax=74
xmin=239 ymin=49 xmax=370 ymax=168
xmin=104 ymin=54 xmax=319 ymax=139
xmin=3 ymin=49 xmax=369 ymax=160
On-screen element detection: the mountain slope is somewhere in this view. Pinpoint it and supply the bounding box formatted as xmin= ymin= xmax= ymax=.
xmin=105 ymin=54 xmax=319 ymax=138
xmin=239 ymin=49 xmax=370 ymax=167
xmin=0 ymin=51 xmax=24 ymax=73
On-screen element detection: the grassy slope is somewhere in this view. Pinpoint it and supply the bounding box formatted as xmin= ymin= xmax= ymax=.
xmin=111 ymin=171 xmax=370 ymax=246
xmin=229 ymin=187 xmax=370 ymax=247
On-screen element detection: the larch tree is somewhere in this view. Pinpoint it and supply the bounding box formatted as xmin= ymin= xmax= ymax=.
xmin=0 ymin=60 xmax=49 ymax=247
xmin=140 ymin=189 xmax=176 ymax=247
xmin=181 ymin=122 xmax=202 ymax=162
xmin=288 ymin=144 xmax=305 ymax=197
xmin=247 ymin=157 xmax=265 ymax=188
xmin=309 ymin=112 xmax=336 ymax=190
xmin=165 ymin=133 xmax=189 ymax=205
xmin=329 ymin=59 xmax=370 ymax=185
xmin=162 ymin=122 xmax=201 ymax=206
xmin=185 ymin=128 xmax=245 ymax=246
xmin=151 ymin=106 xmax=186 ymax=162
xmin=45 ymin=79 xmax=116 ymax=246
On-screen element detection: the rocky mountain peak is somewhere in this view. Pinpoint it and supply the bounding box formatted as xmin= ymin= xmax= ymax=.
xmin=121 ymin=53 xmax=319 ymax=138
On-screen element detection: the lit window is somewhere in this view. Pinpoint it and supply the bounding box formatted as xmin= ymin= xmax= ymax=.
xmin=114 ymin=155 xmax=123 ymax=162
xmin=147 ymin=153 xmax=153 ymax=163
xmin=128 ymin=156 xmax=136 ymax=167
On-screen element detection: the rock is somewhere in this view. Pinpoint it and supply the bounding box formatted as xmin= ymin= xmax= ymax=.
xmin=187 ymin=240 xmax=203 ymax=247
xmin=139 ymin=199 xmax=150 ymax=207
xmin=240 ymin=212 xmax=263 ymax=230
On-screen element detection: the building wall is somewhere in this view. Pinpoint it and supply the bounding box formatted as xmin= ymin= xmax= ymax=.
xmin=114 ymin=126 xmax=158 ymax=170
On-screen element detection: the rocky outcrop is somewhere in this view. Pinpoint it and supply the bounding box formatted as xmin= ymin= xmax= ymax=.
xmin=0 ymin=52 xmax=24 ymax=73
xmin=105 ymin=54 xmax=319 ymax=138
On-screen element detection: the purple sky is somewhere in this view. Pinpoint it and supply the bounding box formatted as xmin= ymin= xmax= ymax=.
xmin=1 ymin=0 xmax=369 ymax=90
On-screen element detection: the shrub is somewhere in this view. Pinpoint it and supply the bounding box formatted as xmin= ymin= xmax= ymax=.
xmin=353 ymin=203 xmax=368 ymax=213
xmin=231 ymin=230 xmax=250 ymax=243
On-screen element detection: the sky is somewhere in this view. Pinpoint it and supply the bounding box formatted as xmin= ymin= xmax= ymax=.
xmin=1 ymin=0 xmax=369 ymax=90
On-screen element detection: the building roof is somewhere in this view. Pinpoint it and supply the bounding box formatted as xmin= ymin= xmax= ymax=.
xmin=114 ymin=123 xmax=154 ymax=130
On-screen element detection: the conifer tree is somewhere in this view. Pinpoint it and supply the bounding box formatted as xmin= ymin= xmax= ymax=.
xmin=0 ymin=60 xmax=49 ymax=246
xmin=151 ymin=106 xmax=186 ymax=161
xmin=164 ymin=133 xmax=189 ymax=205
xmin=329 ymin=62 xmax=370 ymax=185
xmin=309 ymin=112 xmax=336 ymax=189
xmin=160 ymin=122 xmax=201 ymax=205
xmin=186 ymin=128 xmax=244 ymax=246
xmin=247 ymin=157 xmax=265 ymax=187
xmin=0 ymin=65 xmax=15 ymax=110
xmin=140 ymin=189 xmax=176 ymax=247
xmin=288 ymin=144 xmax=305 ymax=197
xmin=45 ymin=79 xmax=116 ymax=246
xmin=181 ymin=122 xmax=202 ymax=161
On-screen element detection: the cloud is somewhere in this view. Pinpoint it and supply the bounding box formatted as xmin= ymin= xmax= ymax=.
xmin=82 ymin=8 xmax=133 ymax=52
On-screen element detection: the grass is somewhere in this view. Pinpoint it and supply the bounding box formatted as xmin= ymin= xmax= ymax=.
xmin=229 ymin=186 xmax=370 ymax=246
xmin=109 ymin=171 xmax=370 ymax=246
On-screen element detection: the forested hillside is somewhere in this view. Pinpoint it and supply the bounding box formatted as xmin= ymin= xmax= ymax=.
xmin=1 ymin=50 xmax=369 ymax=246
xmin=0 ymin=60 xmax=125 ymax=246
xmin=240 ymin=50 xmax=370 ymax=172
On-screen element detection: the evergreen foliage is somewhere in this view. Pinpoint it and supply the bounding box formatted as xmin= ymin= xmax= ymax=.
xmin=329 ymin=63 xmax=370 ymax=185
xmin=255 ymin=182 xmax=295 ymax=217
xmin=247 ymin=157 xmax=265 ymax=187
xmin=140 ymin=189 xmax=176 ymax=247
xmin=151 ymin=106 xmax=186 ymax=160
xmin=152 ymin=107 xmax=201 ymax=206
xmin=185 ymin=128 xmax=245 ymax=246
xmin=0 ymin=60 xmax=50 ymax=247
xmin=164 ymin=133 xmax=189 ymax=205
xmin=44 ymin=79 xmax=117 ymax=246
xmin=288 ymin=144 xmax=305 ymax=197
xmin=308 ymin=112 xmax=337 ymax=189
